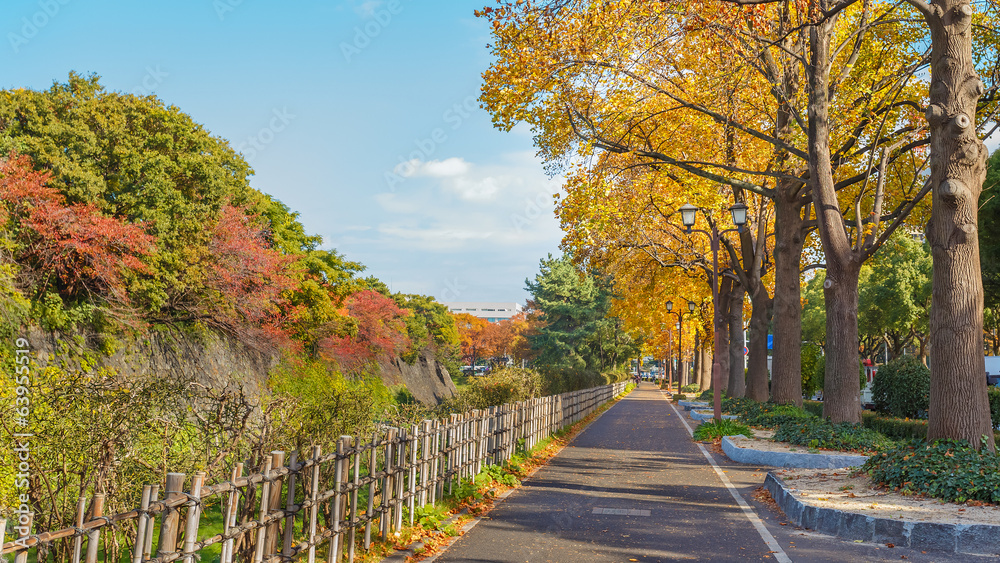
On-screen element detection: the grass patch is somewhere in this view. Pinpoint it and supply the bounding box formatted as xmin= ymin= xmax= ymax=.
xmin=693 ymin=418 xmax=754 ymax=441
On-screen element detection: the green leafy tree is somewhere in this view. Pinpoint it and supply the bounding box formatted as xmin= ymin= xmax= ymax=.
xmin=859 ymin=232 xmax=932 ymax=362
xmin=525 ymin=254 xmax=640 ymax=373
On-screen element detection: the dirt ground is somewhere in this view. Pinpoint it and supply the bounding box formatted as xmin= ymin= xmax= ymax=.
xmin=727 ymin=433 xmax=1000 ymax=526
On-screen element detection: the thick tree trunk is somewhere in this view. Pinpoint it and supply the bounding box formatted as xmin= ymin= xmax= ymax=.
xmin=821 ymin=262 xmax=863 ymax=422
xmin=718 ymin=276 xmax=734 ymax=396
xmin=746 ymin=291 xmax=771 ymax=401
xmin=808 ymin=12 xmax=863 ymax=423
xmin=728 ymin=281 xmax=746 ymax=398
xmin=771 ymin=186 xmax=807 ymax=405
xmin=922 ymin=0 xmax=995 ymax=451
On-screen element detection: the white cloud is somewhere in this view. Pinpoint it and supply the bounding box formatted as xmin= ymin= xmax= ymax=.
xmin=396 ymin=157 xmax=471 ymax=178
xmin=363 ymin=152 xmax=564 ymax=254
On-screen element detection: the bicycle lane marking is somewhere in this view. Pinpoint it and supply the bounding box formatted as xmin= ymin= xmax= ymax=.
xmin=663 ymin=391 xmax=793 ymax=563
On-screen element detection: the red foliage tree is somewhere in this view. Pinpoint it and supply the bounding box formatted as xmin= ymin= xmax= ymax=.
xmin=202 ymin=204 xmax=300 ymax=342
xmin=320 ymin=289 xmax=411 ymax=373
xmin=0 ymin=154 xmax=154 ymax=303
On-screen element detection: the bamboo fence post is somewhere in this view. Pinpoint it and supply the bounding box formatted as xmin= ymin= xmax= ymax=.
xmin=12 ymin=512 xmax=30 ymax=563
xmin=282 ymin=450 xmax=299 ymax=559
xmin=348 ymin=435 xmax=360 ymax=562
xmin=363 ymin=433 xmax=376 ymax=551
xmin=307 ymin=446 xmax=321 ymax=563
xmin=407 ymin=424 xmax=418 ymax=525
xmin=83 ymin=494 xmax=105 ymax=563
xmin=472 ymin=410 xmax=483 ymax=475
xmin=181 ymin=472 xmax=206 ymax=563
xmin=265 ymin=451 xmax=286 ymax=558
xmin=419 ymin=420 xmax=431 ymax=507
xmin=71 ymin=496 xmax=87 ymax=563
xmin=429 ymin=421 xmax=440 ymax=504
xmin=448 ymin=415 xmax=459 ymax=495
xmin=329 ymin=437 xmax=347 ymax=563
xmin=0 ymin=519 xmax=6 ymax=561
xmin=157 ymin=473 xmax=185 ymax=559
xmin=143 ymin=485 xmax=159 ymax=561
xmin=221 ymin=464 xmax=243 ymax=563
xmin=394 ymin=429 xmax=405 ymax=531
xmin=132 ymin=487 xmax=152 ymax=563
xmin=252 ymin=458 xmax=273 ymax=563
xmin=382 ymin=428 xmax=397 ymax=539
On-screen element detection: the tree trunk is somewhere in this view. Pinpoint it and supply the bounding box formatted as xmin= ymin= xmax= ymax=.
xmin=728 ymin=281 xmax=747 ymax=398
xmin=699 ymin=338 xmax=712 ymax=392
xmin=922 ymin=0 xmax=995 ymax=451
xmin=771 ymin=185 xmax=807 ymax=405
xmin=693 ymin=331 xmax=702 ymax=389
xmin=808 ymin=11 xmax=863 ymax=423
xmin=746 ymin=291 xmax=771 ymax=401
xmin=718 ymin=276 xmax=734 ymax=396
xmin=821 ymin=262 xmax=863 ymax=422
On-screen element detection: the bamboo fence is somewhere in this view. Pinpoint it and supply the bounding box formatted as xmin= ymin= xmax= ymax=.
xmin=2 ymin=382 xmax=628 ymax=563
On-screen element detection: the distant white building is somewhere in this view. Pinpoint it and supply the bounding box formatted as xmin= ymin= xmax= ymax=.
xmin=442 ymin=302 xmax=524 ymax=323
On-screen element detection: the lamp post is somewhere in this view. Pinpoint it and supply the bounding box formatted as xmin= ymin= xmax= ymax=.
xmin=678 ymin=202 xmax=748 ymax=421
xmin=666 ymin=299 xmax=697 ymax=392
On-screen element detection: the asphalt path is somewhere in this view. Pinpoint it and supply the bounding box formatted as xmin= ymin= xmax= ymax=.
xmin=431 ymin=383 xmax=994 ymax=563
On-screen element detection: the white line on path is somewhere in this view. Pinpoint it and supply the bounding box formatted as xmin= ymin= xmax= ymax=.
xmin=663 ymin=391 xmax=793 ymax=563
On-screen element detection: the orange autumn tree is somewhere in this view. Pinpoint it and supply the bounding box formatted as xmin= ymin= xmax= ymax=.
xmin=454 ymin=313 xmax=491 ymax=371
xmin=480 ymin=0 xmax=944 ymax=421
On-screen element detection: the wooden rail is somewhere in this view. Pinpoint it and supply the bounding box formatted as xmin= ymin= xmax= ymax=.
xmin=2 ymin=382 xmax=629 ymax=563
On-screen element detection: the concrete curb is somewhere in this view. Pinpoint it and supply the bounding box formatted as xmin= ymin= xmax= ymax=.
xmin=689 ymin=410 xmax=738 ymax=421
xmin=764 ymin=472 xmax=1000 ymax=556
xmin=678 ymin=400 xmax=710 ymax=411
xmin=721 ymin=436 xmax=868 ymax=469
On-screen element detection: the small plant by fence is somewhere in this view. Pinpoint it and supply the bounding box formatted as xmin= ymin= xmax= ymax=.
xmin=2 ymin=382 xmax=628 ymax=563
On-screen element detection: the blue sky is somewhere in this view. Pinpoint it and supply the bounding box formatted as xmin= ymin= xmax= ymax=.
xmin=0 ymin=0 xmax=563 ymax=303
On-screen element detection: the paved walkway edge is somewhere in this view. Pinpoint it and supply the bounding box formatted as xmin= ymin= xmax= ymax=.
xmin=764 ymin=472 xmax=1000 ymax=556
xmin=722 ymin=436 xmax=868 ymax=468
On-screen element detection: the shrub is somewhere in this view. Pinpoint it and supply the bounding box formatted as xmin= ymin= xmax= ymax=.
xmin=871 ymin=356 xmax=930 ymax=418
xmin=465 ymin=367 xmax=545 ymax=408
xmin=989 ymin=387 xmax=1000 ymax=430
xmin=693 ymin=419 xmax=753 ymax=441
xmin=722 ymin=398 xmax=814 ymax=428
xmin=697 ymin=389 xmax=713 ymax=401
xmin=773 ymin=418 xmax=896 ymax=453
xmin=803 ymin=400 xmax=824 ymax=418
xmin=864 ymin=440 xmax=1000 ymax=504
xmin=681 ymin=384 xmax=700 ymax=393
xmin=801 ymin=343 xmax=824 ymax=398
xmin=674 ymin=393 xmax=687 ymax=401
xmin=862 ymin=412 xmax=928 ymax=440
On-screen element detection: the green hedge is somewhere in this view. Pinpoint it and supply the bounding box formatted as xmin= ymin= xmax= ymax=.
xmin=990 ymin=387 xmax=1000 ymax=429
xmin=862 ymin=411 xmax=929 ymax=440
xmin=803 ymin=400 xmax=824 ymax=418
xmin=864 ymin=440 xmax=1000 ymax=504
xmin=871 ymin=356 xmax=930 ymax=419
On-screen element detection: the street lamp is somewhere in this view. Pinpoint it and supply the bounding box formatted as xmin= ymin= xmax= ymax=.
xmin=665 ymin=299 xmax=697 ymax=392
xmin=677 ymin=202 xmax=749 ymax=421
